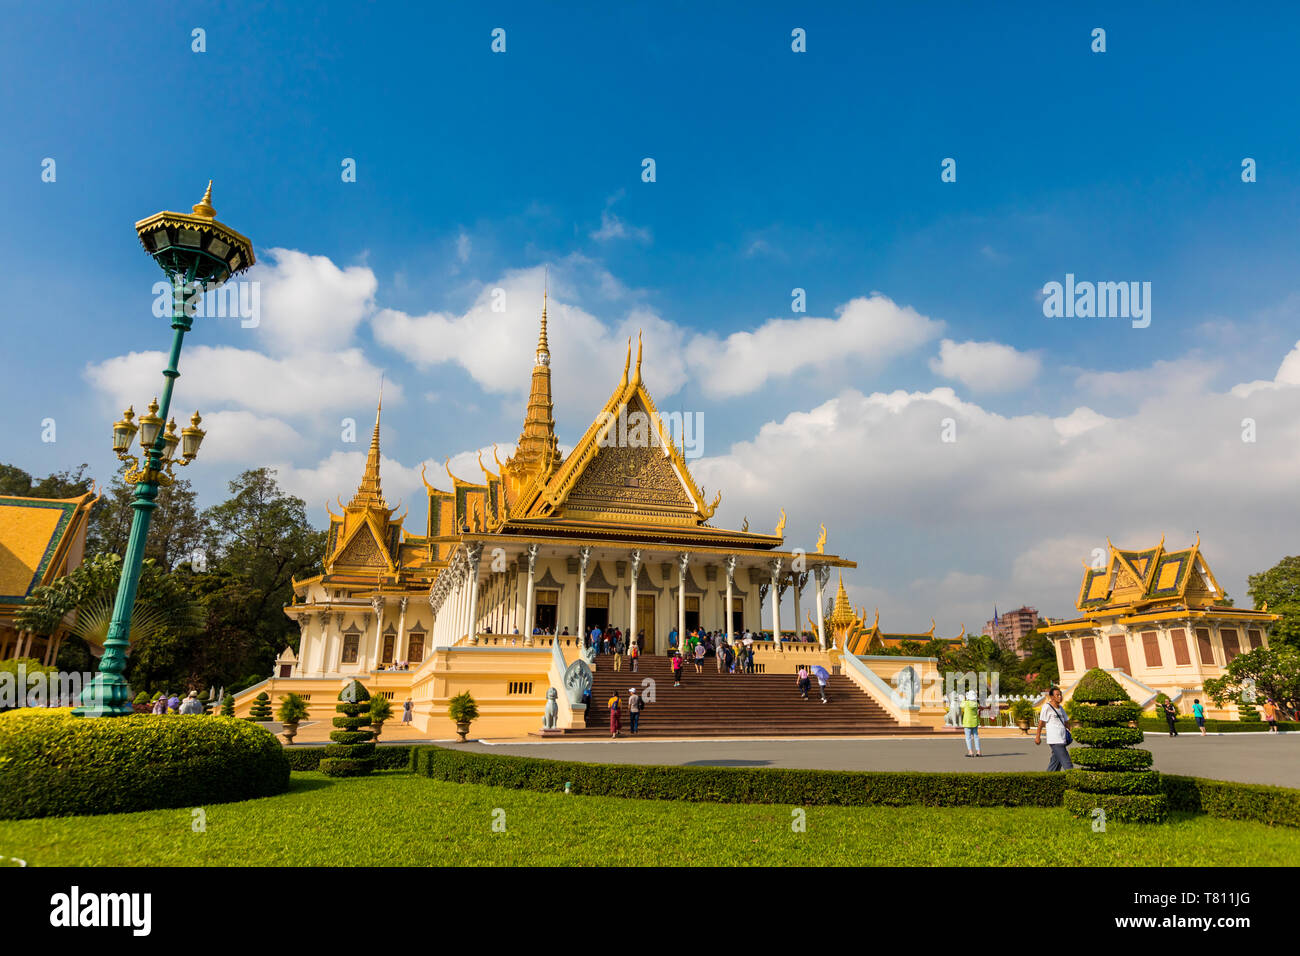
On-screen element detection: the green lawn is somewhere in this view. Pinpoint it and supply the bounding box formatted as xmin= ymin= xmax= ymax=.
xmin=1 ymin=771 xmax=1295 ymax=866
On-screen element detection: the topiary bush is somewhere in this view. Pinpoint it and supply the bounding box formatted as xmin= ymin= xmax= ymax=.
xmin=320 ymin=680 xmax=374 ymax=777
xmin=248 ymin=691 xmax=273 ymax=721
xmin=1064 ymin=668 xmax=1167 ymax=823
xmin=221 ymin=693 xmax=235 ymax=717
xmin=0 ymin=709 xmax=290 ymax=819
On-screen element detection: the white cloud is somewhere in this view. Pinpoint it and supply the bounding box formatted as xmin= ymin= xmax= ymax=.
xmin=929 ymin=338 xmax=1041 ymax=392
xmin=84 ymin=345 xmax=395 ymax=417
xmin=590 ymin=193 xmax=650 ymax=243
xmin=246 ymin=248 xmax=377 ymax=355
xmin=692 ymin=336 xmax=1300 ymax=632
xmin=1232 ymin=338 xmax=1300 ymax=396
xmin=688 ymin=294 xmax=944 ymax=399
xmin=456 ymin=232 xmax=472 ymax=263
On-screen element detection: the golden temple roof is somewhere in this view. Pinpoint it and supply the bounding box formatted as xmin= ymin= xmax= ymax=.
xmin=0 ymin=491 xmax=97 ymax=609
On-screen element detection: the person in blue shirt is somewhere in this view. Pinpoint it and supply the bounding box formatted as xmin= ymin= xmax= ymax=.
xmin=1192 ymin=698 xmax=1206 ymax=736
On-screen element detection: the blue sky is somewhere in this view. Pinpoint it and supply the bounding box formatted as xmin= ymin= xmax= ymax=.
xmin=3 ymin=1 xmax=1299 ymax=631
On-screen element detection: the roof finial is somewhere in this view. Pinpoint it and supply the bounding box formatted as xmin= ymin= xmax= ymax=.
xmin=350 ymin=383 xmax=385 ymax=507
xmin=619 ymin=337 xmax=631 ymax=388
xmin=192 ymin=180 xmax=216 ymax=219
xmin=630 ymin=330 xmax=643 ymax=386
xmin=537 ymin=270 xmax=550 ymax=356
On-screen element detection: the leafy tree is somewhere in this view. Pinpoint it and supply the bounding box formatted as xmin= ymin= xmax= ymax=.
xmin=86 ymin=464 xmax=207 ymax=571
xmin=191 ymin=469 xmax=325 ymax=687
xmin=0 ymin=463 xmax=94 ymax=498
xmin=1248 ymin=556 xmax=1300 ymax=652
xmin=1203 ymin=646 xmax=1299 ymax=720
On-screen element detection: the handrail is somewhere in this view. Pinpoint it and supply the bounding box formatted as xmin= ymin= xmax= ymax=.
xmin=839 ymin=648 xmax=917 ymax=725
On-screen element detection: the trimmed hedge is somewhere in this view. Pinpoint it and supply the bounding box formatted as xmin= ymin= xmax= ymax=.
xmin=1069 ymin=701 xmax=1142 ymax=724
xmin=284 ymin=744 xmax=414 ymax=772
xmin=0 ymin=710 xmax=290 ymax=820
xmin=1063 ymin=790 xmax=1169 ymax=824
xmin=410 ymin=745 xmax=1299 ymax=828
xmin=413 ymin=745 xmax=1067 ymax=807
xmin=1064 ymin=769 xmax=1162 ymax=795
xmin=1136 ymin=717 xmax=1297 ymax=734
xmin=1069 ymin=745 xmax=1153 ymax=770
xmin=1071 ymin=725 xmax=1146 ymax=747
xmin=1163 ymin=775 xmax=1300 ymax=828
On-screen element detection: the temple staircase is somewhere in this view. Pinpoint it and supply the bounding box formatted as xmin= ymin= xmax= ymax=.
xmin=570 ymin=653 xmax=932 ymax=737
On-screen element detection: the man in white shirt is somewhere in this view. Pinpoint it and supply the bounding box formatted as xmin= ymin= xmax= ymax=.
xmin=1035 ymin=685 xmax=1073 ymax=771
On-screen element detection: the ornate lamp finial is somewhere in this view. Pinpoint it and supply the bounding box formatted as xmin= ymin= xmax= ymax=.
xmin=192 ymin=180 xmax=216 ymax=219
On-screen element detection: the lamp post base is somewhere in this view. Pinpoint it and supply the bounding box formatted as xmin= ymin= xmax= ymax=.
xmin=71 ymin=674 xmax=135 ymax=718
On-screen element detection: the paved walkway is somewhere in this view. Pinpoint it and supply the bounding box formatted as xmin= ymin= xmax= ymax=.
xmin=461 ymin=733 xmax=1300 ymax=788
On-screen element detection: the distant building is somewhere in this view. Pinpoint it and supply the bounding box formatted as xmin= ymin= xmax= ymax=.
xmin=983 ymin=605 xmax=1041 ymax=658
xmin=1043 ymin=538 xmax=1279 ymax=718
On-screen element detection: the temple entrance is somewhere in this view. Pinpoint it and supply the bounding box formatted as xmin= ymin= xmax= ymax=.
xmin=636 ymin=594 xmax=655 ymax=654
xmin=684 ymin=596 xmax=700 ymax=636
xmin=535 ymin=589 xmax=559 ymax=634
xmin=730 ymin=597 xmax=744 ymax=636
xmin=585 ymin=592 xmax=609 ymax=634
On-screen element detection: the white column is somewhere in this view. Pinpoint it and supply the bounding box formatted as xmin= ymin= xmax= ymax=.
xmin=814 ymin=565 xmax=829 ymax=649
xmin=369 ymin=597 xmax=385 ymax=671
xmin=577 ymin=546 xmax=591 ymax=649
xmin=677 ymin=552 xmax=688 ymax=651
xmin=792 ymin=572 xmax=804 ymax=643
xmin=724 ymin=555 xmax=736 ymax=644
xmin=770 ymin=558 xmax=783 ymax=649
xmin=523 ymin=544 xmax=538 ymax=645
xmin=465 ymin=544 xmax=483 ymax=644
xmin=628 ymin=549 xmax=641 ymax=650
xmin=329 ymin=612 xmax=344 ymax=672
xmin=395 ymin=597 xmax=409 ymax=663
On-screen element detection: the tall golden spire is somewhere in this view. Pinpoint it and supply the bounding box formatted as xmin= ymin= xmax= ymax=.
xmin=506 ymin=288 xmax=563 ymax=487
xmin=350 ymin=384 xmax=385 ymax=507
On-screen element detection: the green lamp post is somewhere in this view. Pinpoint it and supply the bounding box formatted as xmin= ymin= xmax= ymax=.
xmin=73 ymin=182 xmax=254 ymax=717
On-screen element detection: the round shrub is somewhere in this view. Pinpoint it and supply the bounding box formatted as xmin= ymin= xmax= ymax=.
xmin=0 ymin=709 xmax=290 ymax=820
xmin=1063 ymin=790 xmax=1168 ymax=824
xmin=1064 ymin=769 xmax=1162 ymax=795
xmin=1069 ymin=746 xmax=1153 ymax=770
xmin=320 ymin=679 xmax=375 ymax=778
xmin=1071 ymin=725 xmax=1145 ymax=748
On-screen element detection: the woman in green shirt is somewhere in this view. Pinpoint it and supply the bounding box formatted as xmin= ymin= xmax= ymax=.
xmin=961 ymin=691 xmax=982 ymax=757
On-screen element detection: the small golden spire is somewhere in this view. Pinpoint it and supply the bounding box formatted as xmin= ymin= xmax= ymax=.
xmin=192 ymin=180 xmax=216 ymax=219
xmin=630 ymin=330 xmax=643 ymax=386
xmin=619 ymin=337 xmax=630 ymax=388
xmin=350 ymin=387 xmax=385 ymax=507
xmin=536 ymin=279 xmax=550 ymax=357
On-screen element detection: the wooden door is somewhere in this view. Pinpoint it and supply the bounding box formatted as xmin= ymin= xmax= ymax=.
xmin=636 ymin=594 xmax=655 ymax=654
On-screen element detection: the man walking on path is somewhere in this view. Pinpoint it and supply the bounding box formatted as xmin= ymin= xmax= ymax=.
xmin=627 ymin=687 xmax=641 ymax=735
xmin=1161 ymin=698 xmax=1180 ymax=736
xmin=961 ymin=690 xmax=982 ymax=757
xmin=1192 ymin=698 xmax=1206 ymax=736
xmin=1035 ymin=686 xmax=1072 ymax=770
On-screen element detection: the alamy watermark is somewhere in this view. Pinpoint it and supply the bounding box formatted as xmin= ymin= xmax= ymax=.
xmin=152 ymin=279 xmax=261 ymax=327
xmin=596 ymin=405 xmax=704 ymax=459
xmin=1042 ymin=274 xmax=1150 ymax=328
xmin=0 ymin=665 xmax=97 ymax=709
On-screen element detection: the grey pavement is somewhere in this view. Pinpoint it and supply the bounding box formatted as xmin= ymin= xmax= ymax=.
xmin=464 ymin=732 xmax=1300 ymax=788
